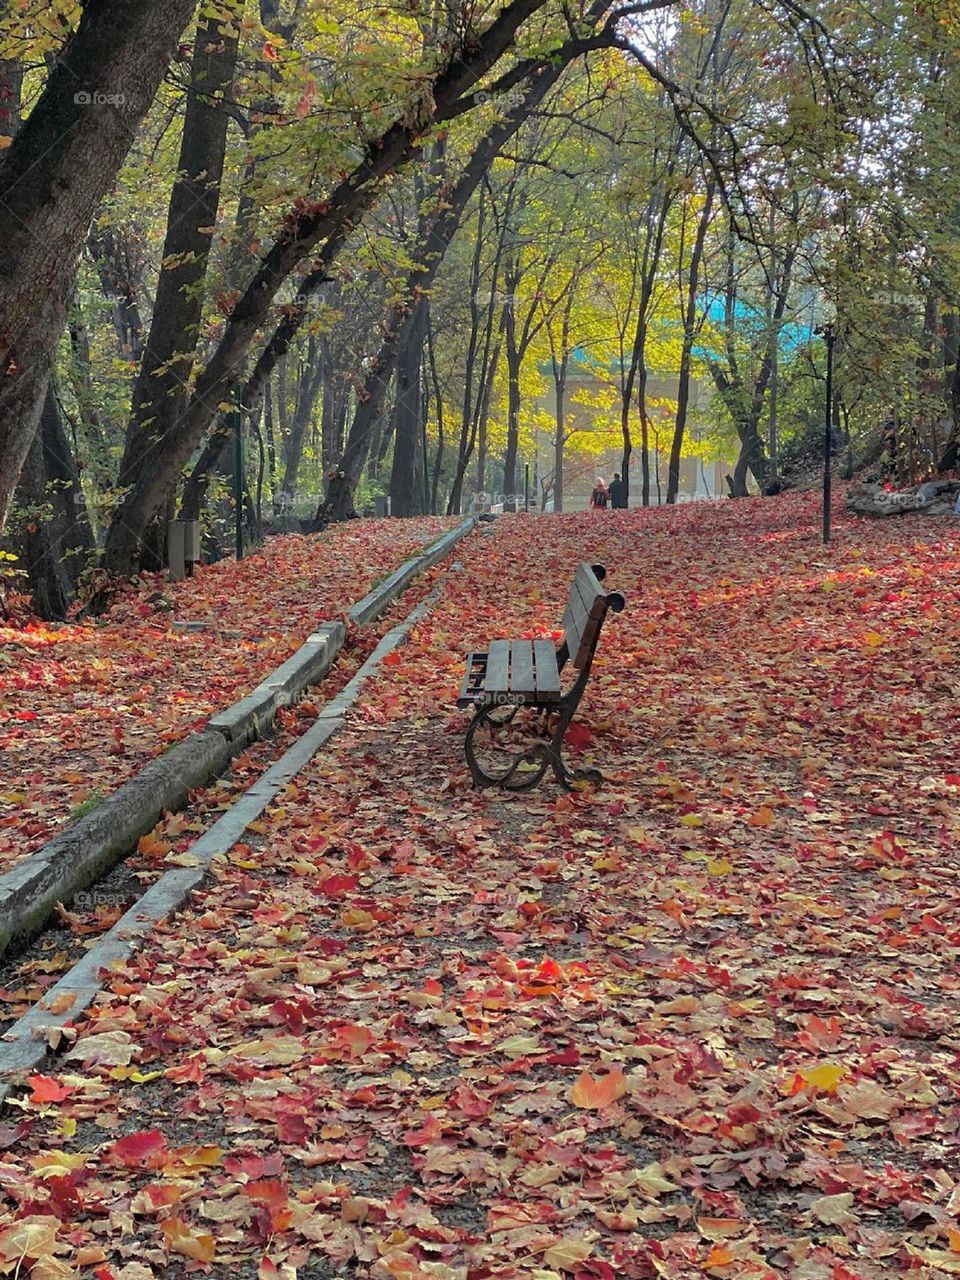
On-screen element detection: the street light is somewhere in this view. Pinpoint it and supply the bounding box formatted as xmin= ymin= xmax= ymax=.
xmin=233 ymin=385 xmax=244 ymax=561
xmin=815 ymin=300 xmax=838 ymax=545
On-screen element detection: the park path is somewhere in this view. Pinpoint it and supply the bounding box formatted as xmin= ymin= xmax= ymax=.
xmin=2 ymin=494 xmax=960 ymax=1279
xmin=0 ymin=518 xmax=454 ymax=871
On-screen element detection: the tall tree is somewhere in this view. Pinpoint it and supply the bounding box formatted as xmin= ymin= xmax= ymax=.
xmin=0 ymin=0 xmax=199 ymax=533
xmin=102 ymin=0 xmax=574 ymax=570
xmin=111 ymin=0 xmax=243 ymax=564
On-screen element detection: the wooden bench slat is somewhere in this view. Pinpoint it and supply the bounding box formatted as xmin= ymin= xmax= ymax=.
xmin=564 ymin=596 xmax=604 ymax=668
xmin=573 ymin=561 xmax=604 ymax=598
xmin=486 ymin=639 xmax=511 ymax=695
xmin=510 ymin=640 xmax=535 ymax=693
xmin=459 ymin=560 xmax=624 ymax=790
xmin=562 ymin=564 xmax=607 ymax=668
xmin=575 ymin=599 xmax=606 ymax=668
xmin=533 ymin=639 xmax=562 ymax=699
xmin=457 ymin=651 xmax=488 ymax=705
xmin=562 ymin=592 xmax=589 ymax=641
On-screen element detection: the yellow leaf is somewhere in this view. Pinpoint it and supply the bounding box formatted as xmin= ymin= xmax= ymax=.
xmin=660 ymin=994 xmax=699 ymax=1015
xmin=911 ymin=1251 xmax=960 ymax=1275
xmin=707 ymin=858 xmax=732 ymax=876
xmin=570 ymin=1068 xmax=627 ymax=1110
xmin=420 ymin=1095 xmax=448 ymax=1111
xmin=810 ymin=1191 xmax=857 ymax=1227
xmin=0 ymin=1217 xmax=65 ymax=1263
xmin=341 ymin=908 xmax=374 ymax=930
xmin=698 ymin=1218 xmax=743 ymax=1241
xmin=28 ymin=1151 xmax=88 ymax=1178
xmin=162 ymin=1217 xmax=215 ymax=1263
xmin=164 ymin=850 xmax=200 ymax=868
xmin=633 ymin=1162 xmax=677 ymax=1195
xmin=542 ymin=1239 xmax=592 ymax=1271
xmin=173 ymin=1145 xmax=223 ymax=1168
xmin=109 ymin=1066 xmax=163 ymax=1083
xmin=235 ymin=1036 xmax=304 ymax=1065
xmin=680 ymin=813 xmax=704 ymax=827
xmin=794 ymin=1062 xmax=846 ymax=1095
xmin=500 ymin=1034 xmax=543 ymax=1056
xmin=863 ymin=631 xmax=885 ymax=647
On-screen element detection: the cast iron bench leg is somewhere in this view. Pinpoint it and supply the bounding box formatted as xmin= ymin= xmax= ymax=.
xmin=547 ymin=702 xmax=603 ymax=791
xmin=464 ymin=705 xmax=552 ymax=791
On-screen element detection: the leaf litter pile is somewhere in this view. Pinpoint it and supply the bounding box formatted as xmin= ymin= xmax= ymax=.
xmin=0 ymin=518 xmax=453 ymax=871
xmin=2 ymin=493 xmax=960 ymax=1279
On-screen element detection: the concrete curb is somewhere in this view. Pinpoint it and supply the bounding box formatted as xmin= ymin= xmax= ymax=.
xmin=348 ymin=517 xmax=475 ymax=626
xmin=206 ymin=622 xmax=345 ymax=745
xmin=0 ymin=732 xmax=233 ymax=955
xmin=0 ymin=519 xmax=475 ymax=959
xmin=0 ymin=586 xmax=442 ymax=1093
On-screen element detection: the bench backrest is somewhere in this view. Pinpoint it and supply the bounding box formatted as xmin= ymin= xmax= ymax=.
xmin=561 ymin=562 xmax=624 ymax=669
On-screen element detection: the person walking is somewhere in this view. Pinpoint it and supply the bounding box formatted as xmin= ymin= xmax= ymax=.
xmin=608 ymin=472 xmax=625 ymax=508
xmin=589 ymin=477 xmax=609 ymax=509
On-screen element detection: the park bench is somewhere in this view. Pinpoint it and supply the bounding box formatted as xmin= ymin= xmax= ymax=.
xmin=457 ymin=562 xmax=625 ymax=791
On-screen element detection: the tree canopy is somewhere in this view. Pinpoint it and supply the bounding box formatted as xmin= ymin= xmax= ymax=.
xmin=1 ymin=0 xmax=959 ymax=613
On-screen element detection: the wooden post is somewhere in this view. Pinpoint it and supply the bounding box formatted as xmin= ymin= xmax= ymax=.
xmin=167 ymin=521 xmax=186 ymax=582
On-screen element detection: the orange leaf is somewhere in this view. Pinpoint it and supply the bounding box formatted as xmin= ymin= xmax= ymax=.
xmin=705 ymin=1244 xmax=735 ymax=1267
xmin=162 ymin=1216 xmax=215 ymax=1262
xmin=748 ymin=805 xmax=774 ymax=827
xmin=570 ymin=1068 xmax=627 ymax=1110
xmin=27 ymin=1075 xmax=73 ymax=1104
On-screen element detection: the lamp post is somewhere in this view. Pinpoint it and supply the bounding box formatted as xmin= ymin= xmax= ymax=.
xmin=233 ymin=386 xmax=244 ymax=561
xmin=814 ymin=300 xmax=838 ymax=545
xmin=822 ymin=321 xmax=836 ymax=543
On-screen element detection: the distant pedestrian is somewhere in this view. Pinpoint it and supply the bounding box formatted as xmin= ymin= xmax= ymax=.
xmin=589 ymin=477 xmax=609 ymax=509
xmin=608 ymin=472 xmax=626 ymax=508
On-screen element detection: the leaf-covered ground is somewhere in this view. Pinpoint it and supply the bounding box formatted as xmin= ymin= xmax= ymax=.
xmin=0 ymin=518 xmax=454 ymax=871
xmin=2 ymin=494 xmax=960 ymax=1279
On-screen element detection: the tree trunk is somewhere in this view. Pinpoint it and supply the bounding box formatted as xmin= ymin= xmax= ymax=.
xmin=619 ymin=362 xmax=634 ymax=510
xmin=281 ymin=338 xmax=323 ymax=497
xmin=390 ymin=307 xmax=428 ymax=517
xmin=475 ymin=345 xmax=499 ymax=498
xmin=640 ymin=406 xmax=650 ymax=507
xmin=318 ymin=55 xmax=562 ymax=524
xmin=100 ymin=0 xmax=554 ymax=554
xmin=502 ymin=272 xmax=521 ymax=507
xmin=730 ymin=443 xmax=751 ymax=497
xmin=939 ymin=316 xmax=960 ymax=470
xmin=40 ymin=384 xmax=96 ymax=589
xmin=554 ymin=371 xmax=566 ymax=514
xmin=13 ymin=436 xmax=71 ymax=622
xmin=426 ymin=308 xmax=445 ymax=515
xmin=11 ymin=385 xmax=94 ymax=619
xmin=0 ymin=0 xmax=199 ymax=534
xmin=667 ymin=183 xmax=714 ymax=504
xmin=104 ymin=1 xmax=241 ymax=575
xmin=88 ymin=225 xmax=146 ymax=362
